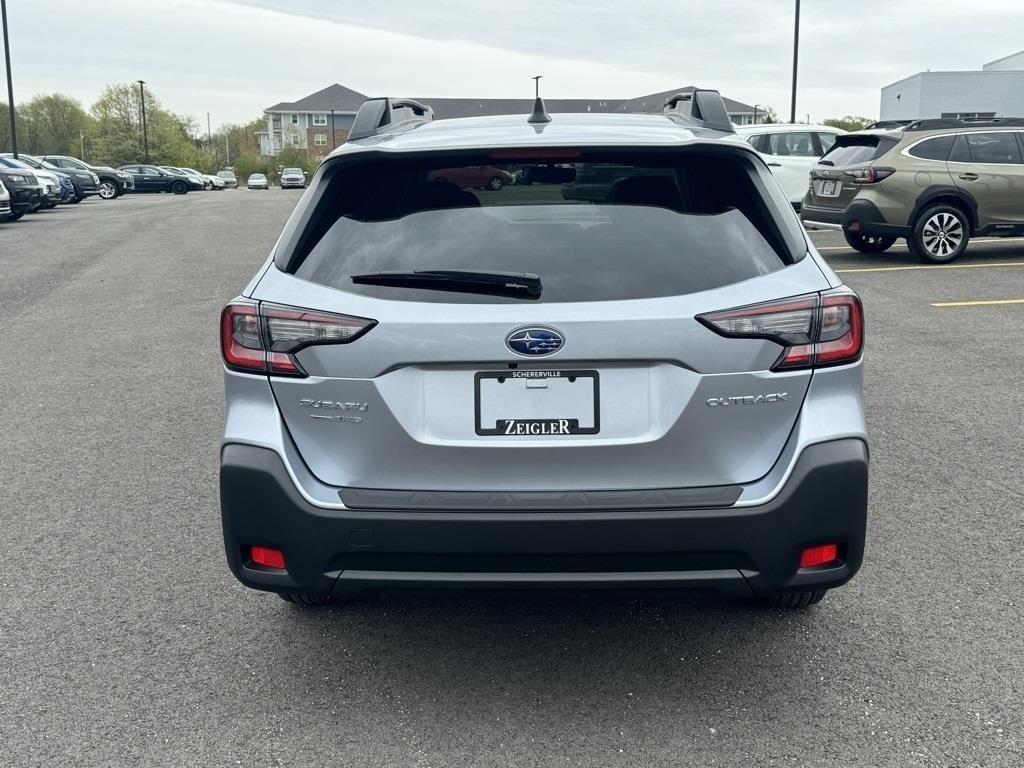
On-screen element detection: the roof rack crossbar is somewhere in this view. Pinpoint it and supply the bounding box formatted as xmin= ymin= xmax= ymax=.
xmin=349 ymin=97 xmax=435 ymax=141
xmin=903 ymin=117 xmax=1024 ymax=131
xmin=662 ymin=89 xmax=735 ymax=133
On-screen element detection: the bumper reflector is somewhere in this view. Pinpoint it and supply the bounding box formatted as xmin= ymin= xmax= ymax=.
xmin=800 ymin=543 xmax=839 ymax=568
xmin=250 ymin=546 xmax=286 ymax=570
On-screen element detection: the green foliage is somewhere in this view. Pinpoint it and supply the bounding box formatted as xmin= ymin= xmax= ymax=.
xmin=823 ymin=116 xmax=876 ymax=132
xmin=19 ymin=94 xmax=91 ymax=156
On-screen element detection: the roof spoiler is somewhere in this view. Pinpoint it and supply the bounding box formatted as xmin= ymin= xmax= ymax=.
xmin=663 ymin=90 xmax=734 ymax=133
xmin=349 ymin=97 xmax=434 ymax=141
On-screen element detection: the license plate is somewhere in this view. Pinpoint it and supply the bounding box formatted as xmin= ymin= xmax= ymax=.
xmin=817 ymin=179 xmax=841 ymax=197
xmin=475 ymin=370 xmax=600 ymax=436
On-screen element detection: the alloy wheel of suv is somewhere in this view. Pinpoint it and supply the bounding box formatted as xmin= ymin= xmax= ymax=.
xmin=98 ymin=181 xmax=118 ymax=200
xmin=909 ymin=205 xmax=969 ymax=263
xmin=843 ymin=231 xmax=896 ymax=254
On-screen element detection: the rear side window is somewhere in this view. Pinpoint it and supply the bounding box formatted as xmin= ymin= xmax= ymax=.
xmin=756 ymin=132 xmax=819 ymax=157
xmin=958 ymin=132 xmax=1023 ymax=164
xmin=907 ymin=135 xmax=954 ymax=161
xmin=820 ymin=135 xmax=898 ymax=166
xmin=284 ymin=150 xmax=802 ymax=304
xmin=816 ymin=133 xmax=839 ymax=153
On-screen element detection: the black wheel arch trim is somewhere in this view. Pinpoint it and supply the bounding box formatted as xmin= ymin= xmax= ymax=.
xmin=911 ymin=185 xmax=978 ymax=229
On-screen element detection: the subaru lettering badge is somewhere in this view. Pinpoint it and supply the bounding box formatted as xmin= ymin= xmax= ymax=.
xmin=505 ymin=326 xmax=565 ymax=357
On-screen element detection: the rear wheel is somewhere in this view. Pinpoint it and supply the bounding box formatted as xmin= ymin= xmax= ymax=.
xmin=98 ymin=181 xmax=118 ymax=200
xmin=487 ymin=175 xmax=504 ymax=191
xmin=843 ymin=230 xmax=896 ymax=254
xmin=908 ymin=204 xmax=969 ymax=263
xmin=171 ymin=180 xmax=188 ymax=195
xmin=760 ymin=590 xmax=827 ymax=609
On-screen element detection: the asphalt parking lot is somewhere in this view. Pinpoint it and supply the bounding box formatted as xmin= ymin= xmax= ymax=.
xmin=2 ymin=192 xmax=1022 ymax=768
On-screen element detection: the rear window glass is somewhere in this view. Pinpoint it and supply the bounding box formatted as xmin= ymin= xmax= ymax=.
xmin=820 ymin=135 xmax=897 ymax=166
xmin=286 ymin=151 xmax=801 ymax=304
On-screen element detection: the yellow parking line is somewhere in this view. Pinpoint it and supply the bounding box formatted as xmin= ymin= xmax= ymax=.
xmin=836 ymin=262 xmax=1024 ymax=274
xmin=816 ymin=237 xmax=1024 ymax=251
xmin=932 ymin=298 xmax=1024 ymax=308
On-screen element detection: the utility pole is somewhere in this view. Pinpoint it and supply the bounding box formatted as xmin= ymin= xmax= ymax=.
xmin=790 ymin=0 xmax=800 ymax=124
xmin=1 ymin=0 xmax=18 ymax=157
xmin=206 ymin=112 xmax=211 ymax=142
xmin=80 ymin=129 xmax=85 ymax=160
xmin=225 ymin=133 xmax=230 ymax=167
xmin=137 ymin=80 xmax=149 ymax=161
xmin=330 ymin=108 xmax=335 ymax=148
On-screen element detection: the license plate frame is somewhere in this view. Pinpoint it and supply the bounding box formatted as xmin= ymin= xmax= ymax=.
xmin=818 ymin=179 xmax=841 ymax=197
xmin=474 ymin=369 xmax=600 ymax=436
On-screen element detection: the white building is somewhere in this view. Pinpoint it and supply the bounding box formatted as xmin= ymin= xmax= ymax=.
xmin=880 ymin=51 xmax=1024 ymax=121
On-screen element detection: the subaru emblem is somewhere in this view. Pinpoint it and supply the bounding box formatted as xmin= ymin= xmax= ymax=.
xmin=505 ymin=326 xmax=564 ymax=357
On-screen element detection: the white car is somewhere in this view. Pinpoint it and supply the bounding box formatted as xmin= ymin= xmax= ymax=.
xmin=735 ymin=124 xmax=846 ymax=207
xmin=179 ymin=167 xmax=226 ymax=190
xmin=0 ymin=179 xmax=11 ymax=223
xmin=247 ymin=173 xmax=269 ymax=190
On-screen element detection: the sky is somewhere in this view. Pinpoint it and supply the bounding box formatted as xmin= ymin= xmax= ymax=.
xmin=4 ymin=0 xmax=1024 ymax=131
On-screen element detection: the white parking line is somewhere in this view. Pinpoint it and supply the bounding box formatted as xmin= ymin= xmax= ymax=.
xmin=815 ymin=237 xmax=1024 ymax=252
xmin=932 ymin=298 xmax=1024 ymax=308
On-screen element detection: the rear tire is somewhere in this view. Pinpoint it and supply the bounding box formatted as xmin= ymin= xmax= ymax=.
xmin=908 ymin=204 xmax=969 ymax=263
xmin=487 ymin=175 xmax=504 ymax=191
xmin=171 ymin=180 xmax=188 ymax=195
xmin=760 ymin=590 xmax=827 ymax=609
xmin=843 ymin=230 xmax=896 ymax=254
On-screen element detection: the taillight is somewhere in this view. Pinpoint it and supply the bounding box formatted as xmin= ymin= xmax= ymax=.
xmin=846 ymin=166 xmax=894 ymax=184
xmin=697 ymin=290 xmax=863 ymax=370
xmin=220 ymin=300 xmax=376 ymax=377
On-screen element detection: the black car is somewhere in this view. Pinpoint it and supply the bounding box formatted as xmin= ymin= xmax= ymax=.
xmin=117 ymin=164 xmax=192 ymax=194
xmin=0 ymin=167 xmax=44 ymax=220
xmin=42 ymin=155 xmax=134 ymax=200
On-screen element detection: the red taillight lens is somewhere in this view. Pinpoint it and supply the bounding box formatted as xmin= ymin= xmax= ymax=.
xmin=250 ymin=545 xmax=286 ymax=570
xmin=816 ymin=293 xmax=863 ymax=366
xmin=221 ymin=301 xmax=264 ymax=374
xmin=220 ymin=300 xmax=376 ymax=377
xmin=800 ymin=543 xmax=839 ymax=568
xmin=697 ymin=289 xmax=863 ymax=370
xmin=847 ymin=166 xmax=894 ymax=184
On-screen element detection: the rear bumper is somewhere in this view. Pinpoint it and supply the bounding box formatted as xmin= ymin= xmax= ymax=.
xmin=220 ymin=439 xmax=868 ymax=599
xmin=802 ymin=200 xmax=909 ymax=237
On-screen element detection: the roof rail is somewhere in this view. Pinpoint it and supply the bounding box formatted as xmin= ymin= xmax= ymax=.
xmin=349 ymin=97 xmax=434 ymax=141
xmin=904 ymin=117 xmax=1024 ymax=131
xmin=663 ymin=90 xmax=735 ymax=133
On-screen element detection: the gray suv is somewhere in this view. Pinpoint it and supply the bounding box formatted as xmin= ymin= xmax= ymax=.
xmin=802 ymin=118 xmax=1024 ymax=262
xmin=220 ymin=92 xmax=868 ymax=609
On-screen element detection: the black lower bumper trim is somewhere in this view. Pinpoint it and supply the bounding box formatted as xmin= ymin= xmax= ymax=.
xmin=802 ymin=200 xmax=909 ymax=238
xmin=220 ymin=439 xmax=868 ymax=599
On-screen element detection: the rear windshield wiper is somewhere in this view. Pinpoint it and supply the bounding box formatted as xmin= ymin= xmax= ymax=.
xmin=351 ymin=269 xmax=542 ymax=299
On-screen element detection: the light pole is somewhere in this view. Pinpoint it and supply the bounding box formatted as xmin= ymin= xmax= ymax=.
xmin=753 ymin=104 xmax=764 ymax=125
xmin=790 ymin=0 xmax=800 ymax=124
xmin=330 ymin=108 xmax=335 ymax=148
xmin=137 ymin=79 xmax=149 ymax=161
xmin=1 ymin=0 xmax=18 ymax=157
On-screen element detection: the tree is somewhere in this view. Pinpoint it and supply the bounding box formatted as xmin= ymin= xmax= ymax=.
xmin=755 ymin=106 xmax=780 ymax=125
xmin=823 ymin=116 xmax=875 ymax=132
xmin=19 ymin=94 xmax=92 ymax=156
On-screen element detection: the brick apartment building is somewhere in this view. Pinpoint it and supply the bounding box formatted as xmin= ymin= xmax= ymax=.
xmin=258 ymin=83 xmax=757 ymax=160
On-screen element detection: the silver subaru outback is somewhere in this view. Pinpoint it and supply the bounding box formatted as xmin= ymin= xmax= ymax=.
xmin=220 ymin=92 xmax=868 ymax=609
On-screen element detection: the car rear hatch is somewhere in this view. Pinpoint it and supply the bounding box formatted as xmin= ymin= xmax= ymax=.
xmin=239 ymin=146 xmax=840 ymax=496
xmin=806 ymin=133 xmax=900 ymax=210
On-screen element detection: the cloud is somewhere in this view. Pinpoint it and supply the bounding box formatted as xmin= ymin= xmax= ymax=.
xmin=6 ymin=0 xmax=1024 ymax=127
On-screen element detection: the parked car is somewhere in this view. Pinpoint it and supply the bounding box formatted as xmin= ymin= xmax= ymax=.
xmin=6 ymin=155 xmax=78 ymax=205
xmin=118 ymin=164 xmax=192 ymax=194
xmin=735 ymin=124 xmax=846 ymax=208
xmin=0 ymin=166 xmax=43 ymax=220
xmin=159 ymin=166 xmax=208 ymax=191
xmin=279 ymin=167 xmax=307 ymax=189
xmin=13 ymin=154 xmax=102 ymax=202
xmin=802 ymin=117 xmax=1024 ymax=262
xmin=42 ymin=155 xmax=135 ymax=199
xmin=247 ymin=173 xmax=269 ymax=189
xmin=219 ymin=93 xmax=867 ymax=610
xmin=0 ymin=156 xmax=61 ymax=208
xmin=429 ymin=164 xmax=513 ymax=190
xmin=178 ymin=167 xmax=226 ymax=189
xmin=217 ymin=170 xmax=238 ymax=189
xmin=0 ymin=178 xmax=11 ymax=223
